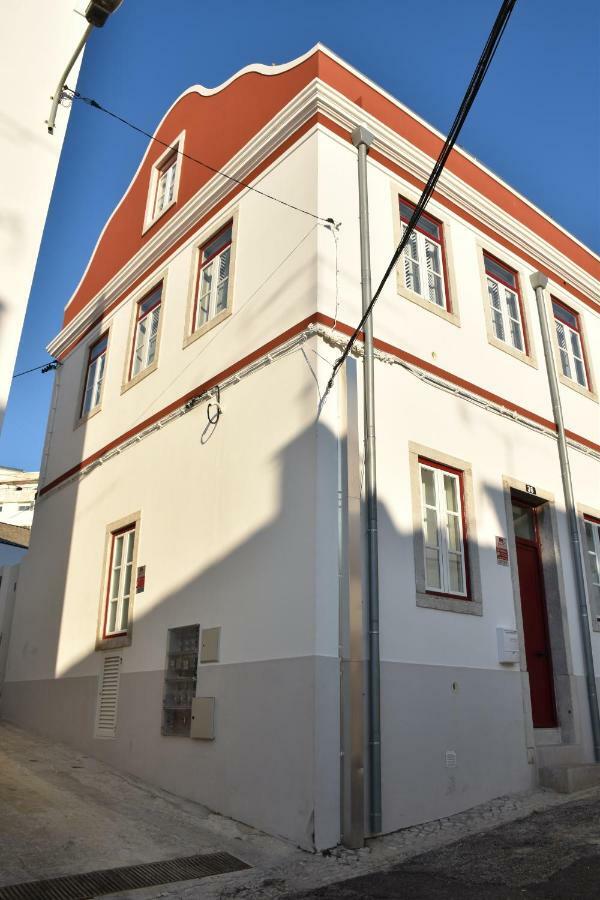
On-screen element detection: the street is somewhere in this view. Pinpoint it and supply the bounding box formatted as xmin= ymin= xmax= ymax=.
xmin=290 ymin=794 xmax=600 ymax=899
xmin=3 ymin=722 xmax=600 ymax=899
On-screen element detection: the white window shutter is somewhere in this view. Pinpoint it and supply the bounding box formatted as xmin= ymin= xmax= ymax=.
xmin=95 ymin=655 xmax=122 ymax=739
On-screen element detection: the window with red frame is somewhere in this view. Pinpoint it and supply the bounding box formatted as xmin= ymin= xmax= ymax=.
xmin=483 ymin=253 xmax=526 ymax=352
xmin=584 ymin=515 xmax=600 ymax=595
xmin=130 ymin=284 xmax=162 ymax=379
xmin=192 ymin=224 xmax=232 ymax=332
xmin=153 ymin=150 xmax=178 ymax=218
xmin=81 ymin=333 xmax=108 ymax=417
xmin=552 ymin=299 xmax=589 ymax=388
xmin=399 ymin=198 xmax=449 ymax=310
xmin=419 ymin=458 xmax=468 ymax=597
xmin=104 ymin=525 xmax=136 ymax=637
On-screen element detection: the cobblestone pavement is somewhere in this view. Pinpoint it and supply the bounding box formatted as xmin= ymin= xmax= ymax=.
xmin=286 ymin=793 xmax=600 ymax=899
xmin=2 ymin=722 xmax=600 ymax=899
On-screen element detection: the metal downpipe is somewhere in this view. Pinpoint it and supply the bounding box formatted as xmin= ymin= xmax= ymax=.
xmin=530 ymin=271 xmax=600 ymax=762
xmin=352 ymin=125 xmax=382 ymax=834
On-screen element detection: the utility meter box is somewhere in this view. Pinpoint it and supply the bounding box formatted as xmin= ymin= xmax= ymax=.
xmin=190 ymin=697 xmax=215 ymax=740
xmin=497 ymin=627 xmax=520 ymax=664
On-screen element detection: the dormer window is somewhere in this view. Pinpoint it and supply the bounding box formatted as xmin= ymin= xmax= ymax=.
xmin=154 ymin=152 xmax=177 ymax=218
xmin=143 ymin=133 xmax=184 ymax=231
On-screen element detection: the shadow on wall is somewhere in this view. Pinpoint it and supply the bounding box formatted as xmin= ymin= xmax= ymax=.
xmin=2 ymin=345 xmax=587 ymax=847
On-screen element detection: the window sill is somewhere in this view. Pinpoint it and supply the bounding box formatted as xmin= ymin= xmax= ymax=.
xmin=74 ymin=403 xmax=103 ymax=431
xmin=558 ymin=371 xmax=598 ymax=403
xmin=416 ymin=591 xmax=482 ymax=616
xmin=96 ymin=632 xmax=131 ymax=651
xmin=183 ymin=307 xmax=232 ymax=350
xmin=486 ymin=334 xmax=537 ymax=369
xmin=142 ymin=197 xmax=177 ymax=236
xmin=395 ymin=275 xmax=460 ymax=327
xmin=121 ymin=359 xmax=159 ymax=395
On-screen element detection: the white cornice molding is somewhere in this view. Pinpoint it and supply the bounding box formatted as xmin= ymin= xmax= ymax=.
xmin=49 ymin=79 xmax=599 ymax=358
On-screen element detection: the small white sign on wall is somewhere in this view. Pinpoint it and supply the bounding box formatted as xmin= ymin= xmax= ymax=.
xmin=496 ymin=536 xmax=509 ymax=566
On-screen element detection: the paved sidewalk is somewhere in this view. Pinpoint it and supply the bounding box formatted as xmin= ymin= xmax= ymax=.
xmin=2 ymin=722 xmax=600 ymax=899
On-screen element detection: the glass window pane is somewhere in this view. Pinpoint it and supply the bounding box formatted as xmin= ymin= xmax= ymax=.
xmin=110 ymin=568 xmax=120 ymax=601
xmin=552 ymin=301 xmax=577 ymax=330
xmin=202 ymin=226 xmax=232 ymax=262
xmin=123 ymin=563 xmax=132 ymax=600
xmin=140 ymin=287 xmax=162 ymax=316
xmin=449 ymin=553 xmax=464 ymax=593
xmin=484 ymin=255 xmax=516 ymax=288
xmin=114 ymin=535 xmax=124 ymax=567
xmin=420 ymin=467 xmax=436 ymax=507
xmin=424 ymin=507 xmax=438 ymax=546
xmin=585 ymin=522 xmax=594 ymax=547
xmin=425 ymin=547 xmax=441 ymax=590
xmin=119 ymin=595 xmax=129 ymax=632
xmin=444 ymin=474 xmax=459 ymax=512
xmin=512 ymin=504 xmax=535 ymax=540
xmin=416 ymin=214 xmax=440 ymax=241
xmin=107 ymin=600 xmax=118 ymax=634
xmin=447 ymin=513 xmax=461 ymax=551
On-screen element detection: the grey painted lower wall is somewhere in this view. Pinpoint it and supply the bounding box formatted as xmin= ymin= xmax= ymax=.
xmin=5 ymin=658 xmax=592 ymax=848
xmin=1 ymin=656 xmax=340 ymax=851
xmin=380 ymin=661 xmax=536 ymax=833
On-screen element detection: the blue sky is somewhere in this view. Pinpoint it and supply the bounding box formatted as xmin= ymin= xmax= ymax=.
xmin=2 ymin=0 xmax=599 ymax=472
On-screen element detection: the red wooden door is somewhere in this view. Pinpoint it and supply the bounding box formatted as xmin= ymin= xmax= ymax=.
xmin=515 ymin=537 xmax=557 ymax=727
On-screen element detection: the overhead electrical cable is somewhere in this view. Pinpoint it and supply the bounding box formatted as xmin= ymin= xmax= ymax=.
xmin=62 ymin=87 xmax=332 ymax=224
xmin=319 ymin=0 xmax=518 ymax=408
xmin=12 ymin=361 xmax=61 ymax=378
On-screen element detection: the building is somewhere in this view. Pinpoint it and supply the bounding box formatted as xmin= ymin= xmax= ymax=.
xmin=0 ymin=523 xmax=30 ymax=566
xmin=0 ymin=466 xmax=38 ymax=528
xmin=2 ymin=46 xmax=599 ymax=851
xmin=0 ymin=2 xmax=87 ymax=432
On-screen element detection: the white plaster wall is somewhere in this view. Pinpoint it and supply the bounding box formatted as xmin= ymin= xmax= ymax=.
xmin=315 ymin=128 xmax=600 ymax=445
xmin=6 ymin=345 xmax=321 ymax=683
xmin=0 ymin=2 xmax=87 ymax=431
xmin=42 ymin=133 xmax=320 ymax=486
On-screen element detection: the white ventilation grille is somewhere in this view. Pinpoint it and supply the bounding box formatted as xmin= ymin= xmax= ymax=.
xmin=95 ymin=654 xmax=122 ymax=739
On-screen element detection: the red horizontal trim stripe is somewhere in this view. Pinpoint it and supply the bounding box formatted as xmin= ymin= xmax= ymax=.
xmin=40 ymin=313 xmax=599 ymax=498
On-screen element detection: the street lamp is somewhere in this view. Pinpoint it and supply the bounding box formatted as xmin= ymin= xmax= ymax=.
xmin=46 ymin=1 xmax=124 ymax=135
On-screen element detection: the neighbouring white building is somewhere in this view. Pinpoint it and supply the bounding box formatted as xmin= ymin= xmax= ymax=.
xmin=0 ymin=2 xmax=87 ymax=431
xmin=0 ymin=466 xmax=38 ymax=528
xmin=2 ymin=46 xmax=600 ymax=851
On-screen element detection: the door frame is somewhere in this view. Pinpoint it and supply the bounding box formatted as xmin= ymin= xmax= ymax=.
xmin=512 ymin=497 xmax=557 ymax=728
xmin=503 ymin=477 xmax=580 ymax=751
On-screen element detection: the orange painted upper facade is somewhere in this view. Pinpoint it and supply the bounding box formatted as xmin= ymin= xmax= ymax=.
xmin=63 ymin=45 xmax=599 ymax=330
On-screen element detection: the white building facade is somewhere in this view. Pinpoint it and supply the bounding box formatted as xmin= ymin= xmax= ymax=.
xmin=2 ymin=47 xmax=600 ymax=850
xmin=0 ymin=1 xmax=86 ymax=431
xmin=0 ymin=467 xmax=38 ymax=528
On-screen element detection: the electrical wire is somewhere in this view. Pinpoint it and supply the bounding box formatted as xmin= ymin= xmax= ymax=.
xmin=12 ymin=361 xmax=60 ymax=378
xmin=320 ymin=0 xmax=518 ymax=408
xmin=62 ymin=87 xmax=331 ymax=224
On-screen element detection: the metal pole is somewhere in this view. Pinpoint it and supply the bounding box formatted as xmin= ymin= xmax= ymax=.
xmin=47 ymin=22 xmax=94 ymax=134
xmin=530 ymin=271 xmax=600 ymax=761
xmin=351 ymin=125 xmax=381 ymax=834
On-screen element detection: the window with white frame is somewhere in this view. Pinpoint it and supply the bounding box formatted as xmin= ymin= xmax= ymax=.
xmin=153 ymin=150 xmax=178 ymax=219
xmin=419 ymin=459 xmax=468 ymax=596
xmin=552 ymin=299 xmax=589 ymax=388
xmin=484 ymin=253 xmax=526 ymax=352
xmin=81 ymin=333 xmax=108 ymax=417
xmin=130 ymin=285 xmax=162 ymax=379
xmin=104 ymin=525 xmax=136 ymax=637
xmin=192 ymin=224 xmax=233 ymax=332
xmin=399 ymin=198 xmax=448 ymax=310
xmin=585 ymin=517 xmax=600 ymax=595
